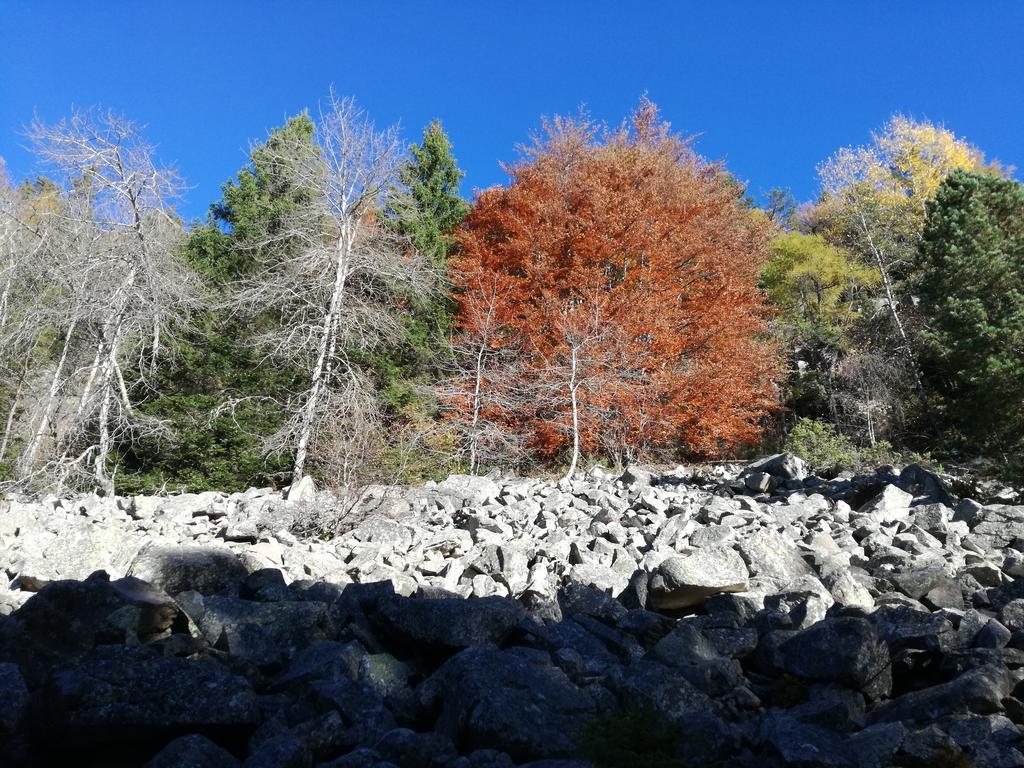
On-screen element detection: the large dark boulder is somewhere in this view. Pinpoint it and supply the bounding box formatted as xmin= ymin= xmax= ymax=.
xmin=868 ymin=664 xmax=1012 ymax=725
xmin=376 ymin=595 xmax=525 ymax=652
xmin=10 ymin=571 xmax=182 ymax=680
xmin=144 ymin=734 xmax=241 ymax=767
xmin=128 ymin=545 xmax=249 ymax=596
xmin=175 ymin=593 xmax=328 ymax=666
xmin=37 ymin=645 xmax=258 ymax=764
xmin=777 ymin=617 xmax=892 ymax=700
xmin=417 ymin=646 xmax=599 ymax=761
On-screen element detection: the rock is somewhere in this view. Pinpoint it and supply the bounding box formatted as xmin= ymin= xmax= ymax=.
xmin=649 ymin=546 xmax=749 ymax=610
xmin=970 ymin=505 xmax=1024 ymax=550
xmin=737 ymin=530 xmax=815 ymax=591
xmin=858 ymin=484 xmax=914 ymax=523
xmin=745 ymin=453 xmax=808 ymax=481
xmin=11 ymin=571 xmax=180 ymax=671
xmin=616 ymin=658 xmax=714 ymax=722
xmin=145 ymin=734 xmax=241 ymax=767
xmin=374 ymin=727 xmax=458 ymax=768
xmin=869 ymin=664 xmax=1012 ymax=724
xmin=744 ymin=472 xmax=774 ymax=493
xmin=820 ymin=567 xmax=875 ymax=610
xmin=284 ymin=475 xmax=317 ymax=503
xmin=128 ymin=545 xmax=249 ymax=595
xmin=0 ymin=661 xmax=28 ymax=733
xmin=897 ymin=464 xmax=952 ymax=505
xmin=7 ymin=457 xmax=1024 ymax=765
xmin=40 ymin=647 xmax=258 ymax=761
xmin=176 ymin=593 xmax=327 ymax=665
xmin=617 ymin=466 xmax=656 ymax=489
xmin=777 ymin=617 xmax=892 ymax=699
xmin=419 ymin=646 xmax=598 ymax=761
xmin=377 ymin=595 xmax=525 ymax=651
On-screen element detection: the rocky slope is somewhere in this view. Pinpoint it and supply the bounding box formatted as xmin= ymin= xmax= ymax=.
xmin=2 ymin=455 xmax=1024 ymax=766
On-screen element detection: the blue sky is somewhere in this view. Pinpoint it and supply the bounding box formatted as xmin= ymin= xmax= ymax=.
xmin=2 ymin=2 xmax=1022 ymax=222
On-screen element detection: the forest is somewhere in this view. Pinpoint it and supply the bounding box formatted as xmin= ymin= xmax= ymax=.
xmin=0 ymin=94 xmax=1021 ymax=495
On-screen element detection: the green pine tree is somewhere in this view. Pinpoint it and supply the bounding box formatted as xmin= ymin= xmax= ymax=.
xmin=916 ymin=169 xmax=1024 ymax=465
xmin=113 ymin=115 xmax=316 ymax=492
xmin=372 ymin=121 xmax=470 ymax=479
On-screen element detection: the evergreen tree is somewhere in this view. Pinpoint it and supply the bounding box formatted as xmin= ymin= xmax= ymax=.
xmin=916 ymin=170 xmax=1024 ymax=464
xmin=382 ymin=120 xmax=469 ymax=379
xmin=114 ymin=116 xmax=315 ymax=492
xmin=370 ymin=123 xmax=469 ymax=480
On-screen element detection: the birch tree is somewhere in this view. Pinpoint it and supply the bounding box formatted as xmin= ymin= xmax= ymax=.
xmin=17 ymin=108 xmax=197 ymax=492
xmin=440 ymin=275 xmax=528 ymax=474
xmin=232 ymin=93 xmax=435 ymax=483
xmin=815 ymin=116 xmax=1002 ymax=441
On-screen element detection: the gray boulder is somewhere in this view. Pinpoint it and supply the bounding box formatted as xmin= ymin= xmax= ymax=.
xmin=419 ymin=646 xmax=598 ymax=761
xmin=128 ymin=545 xmax=249 ymax=595
xmin=145 ymin=734 xmax=241 ymax=767
xmin=745 ymin=452 xmax=807 ymax=481
xmin=42 ymin=647 xmax=259 ymax=748
xmin=777 ymin=617 xmax=892 ymax=699
xmin=857 ymin=485 xmax=913 ymax=523
xmin=377 ymin=595 xmax=525 ymax=651
xmin=649 ymin=546 xmax=749 ymax=610
xmin=869 ymin=664 xmax=1012 ymax=724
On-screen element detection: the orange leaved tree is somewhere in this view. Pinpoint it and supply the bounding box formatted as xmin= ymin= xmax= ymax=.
xmin=450 ymin=101 xmax=779 ymax=477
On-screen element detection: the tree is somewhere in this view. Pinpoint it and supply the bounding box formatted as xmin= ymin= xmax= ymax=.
xmin=371 ymin=121 xmax=470 ymax=480
xmin=231 ymin=93 xmax=434 ymax=483
xmin=813 ymin=115 xmax=1005 ymax=443
xmin=451 ymin=101 xmax=779 ymax=475
xmin=16 ymin=108 xmax=198 ymax=491
xmin=760 ymin=231 xmax=878 ymax=428
xmin=113 ymin=116 xmax=316 ymax=493
xmin=389 ymin=121 xmax=470 ymax=273
xmin=762 ymin=232 xmax=877 ymax=329
xmin=816 ymin=115 xmax=1000 ymax=347
xmin=916 ymin=170 xmax=1024 ymax=462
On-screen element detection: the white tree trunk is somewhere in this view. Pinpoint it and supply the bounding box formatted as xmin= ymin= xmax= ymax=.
xmin=293 ymin=237 xmax=350 ymax=481
xmin=562 ymin=343 xmax=581 ymax=483
xmin=21 ymin=319 xmax=78 ymax=473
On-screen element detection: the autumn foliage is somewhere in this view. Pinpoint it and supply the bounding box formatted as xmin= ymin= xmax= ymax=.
xmin=450 ymin=101 xmax=779 ymax=468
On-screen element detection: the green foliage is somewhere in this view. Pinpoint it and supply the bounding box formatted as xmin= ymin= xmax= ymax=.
xmin=916 ymin=170 xmax=1024 ymax=459
xmin=373 ymin=122 xmax=469 ymax=482
xmin=388 ymin=121 xmax=470 ymax=272
xmin=113 ymin=116 xmax=315 ymax=492
xmin=577 ymin=705 xmax=686 ymax=768
xmin=784 ymin=417 xmax=940 ymax=476
xmin=761 ymin=232 xmax=877 ymax=330
xmin=761 ymin=232 xmax=877 ymax=424
xmin=113 ymin=314 xmax=300 ymax=493
xmin=784 ymin=418 xmax=860 ymax=475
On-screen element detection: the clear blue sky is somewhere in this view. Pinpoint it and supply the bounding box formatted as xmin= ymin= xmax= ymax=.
xmin=2 ymin=3 xmax=1022 ymax=222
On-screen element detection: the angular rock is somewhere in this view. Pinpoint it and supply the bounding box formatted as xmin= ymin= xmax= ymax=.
xmin=777 ymin=617 xmax=892 ymax=699
xmin=648 ymin=546 xmax=749 ymax=610
xmin=377 ymin=595 xmax=525 ymax=651
xmin=419 ymin=646 xmax=598 ymax=761
xmin=145 ymin=734 xmax=241 ymax=767
xmin=40 ymin=647 xmax=258 ymax=761
xmin=128 ymin=545 xmax=249 ymax=595
xmin=869 ymin=664 xmax=1012 ymax=724
xmin=745 ymin=453 xmax=808 ymax=481
xmin=858 ymin=484 xmax=914 ymax=523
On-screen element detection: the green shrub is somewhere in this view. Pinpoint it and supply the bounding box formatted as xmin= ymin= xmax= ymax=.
xmin=784 ymin=418 xmax=942 ymax=476
xmin=783 ymin=418 xmax=859 ymax=476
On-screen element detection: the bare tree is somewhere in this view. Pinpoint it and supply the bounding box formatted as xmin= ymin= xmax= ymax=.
xmin=438 ymin=277 xmax=528 ymax=474
xmin=231 ymin=93 xmax=435 ymax=483
xmin=13 ymin=108 xmax=198 ymax=492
